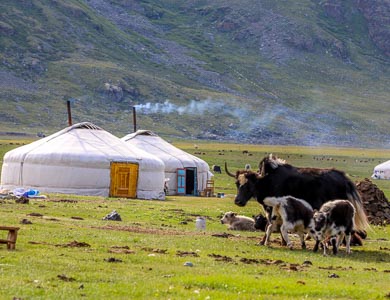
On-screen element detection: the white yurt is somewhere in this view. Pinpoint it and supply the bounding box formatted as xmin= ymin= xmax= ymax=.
xmin=122 ymin=130 xmax=212 ymax=196
xmin=1 ymin=122 xmax=166 ymax=199
xmin=372 ymin=160 xmax=390 ymax=180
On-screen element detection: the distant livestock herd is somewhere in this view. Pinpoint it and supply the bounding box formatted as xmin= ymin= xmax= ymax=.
xmin=222 ymin=154 xmax=370 ymax=255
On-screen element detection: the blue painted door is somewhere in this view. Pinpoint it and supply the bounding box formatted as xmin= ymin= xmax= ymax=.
xmin=177 ymin=168 xmax=186 ymax=194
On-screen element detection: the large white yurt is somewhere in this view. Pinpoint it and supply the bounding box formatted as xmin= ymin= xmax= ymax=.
xmin=372 ymin=160 xmax=390 ymax=180
xmin=1 ymin=122 xmax=166 ymax=199
xmin=122 ymin=130 xmax=212 ymax=196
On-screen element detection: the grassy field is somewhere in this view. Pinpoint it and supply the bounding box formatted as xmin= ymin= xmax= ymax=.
xmin=1 ymin=139 xmax=390 ymax=299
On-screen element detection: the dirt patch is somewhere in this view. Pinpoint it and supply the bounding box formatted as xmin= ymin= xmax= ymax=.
xmin=247 ymin=235 xmax=263 ymax=240
xmin=211 ymin=232 xmax=235 ymax=238
xmin=92 ymin=225 xmax=205 ymax=236
xmin=111 ymin=245 xmax=130 ymax=249
xmin=318 ymin=265 xmax=354 ymax=271
xmin=27 ymin=213 xmax=43 ymax=217
xmin=15 ymin=197 xmax=29 ymax=204
xmin=20 ymin=219 xmax=32 ymax=224
xmin=28 ymin=241 xmax=49 ymax=245
xmin=208 ymin=253 xmax=234 ymax=262
xmin=104 ymin=257 xmax=123 ymax=263
xmin=176 ymin=251 xmax=199 ymax=257
xmin=207 ymin=252 xmax=314 ymax=272
xmin=56 ymin=241 xmax=90 ymax=248
xmin=281 ymin=263 xmax=301 ymax=272
xmin=108 ymin=245 xmax=135 ymax=254
xmin=240 ymin=257 xmax=261 ymax=264
xmin=206 ymin=255 xmax=311 ymax=272
xmin=161 ymin=208 xmax=185 ymax=213
xmin=265 ymin=259 xmax=286 ymax=265
xmin=109 ymin=248 xmax=135 ymax=254
xmin=49 ymin=199 xmax=78 ymax=203
xmin=57 ymin=274 xmax=76 ymax=282
xmin=141 ymin=247 xmax=168 ymax=254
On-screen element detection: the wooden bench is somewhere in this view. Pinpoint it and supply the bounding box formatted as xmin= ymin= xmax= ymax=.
xmin=0 ymin=226 xmax=20 ymax=250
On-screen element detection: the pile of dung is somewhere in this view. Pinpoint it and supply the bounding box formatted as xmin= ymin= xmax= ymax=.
xmin=356 ymin=178 xmax=390 ymax=226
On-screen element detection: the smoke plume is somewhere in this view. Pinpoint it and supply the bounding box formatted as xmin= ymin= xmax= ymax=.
xmin=134 ymin=99 xmax=228 ymax=115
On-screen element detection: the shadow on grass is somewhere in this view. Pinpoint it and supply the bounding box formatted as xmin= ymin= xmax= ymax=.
xmin=344 ymin=248 xmax=390 ymax=263
xmin=246 ymin=235 xmax=390 ymax=264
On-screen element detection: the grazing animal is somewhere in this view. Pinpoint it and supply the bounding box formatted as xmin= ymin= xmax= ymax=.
xmin=253 ymin=213 xmax=268 ymax=232
xmin=212 ymin=165 xmax=222 ymax=174
xmin=349 ymin=230 xmax=366 ymax=246
xmin=220 ymin=211 xmax=256 ymax=231
xmin=311 ymin=200 xmax=355 ymax=255
xmin=263 ymin=196 xmax=314 ymax=250
xmin=253 ymin=212 xmax=288 ymax=246
xmin=253 ymin=201 xmax=365 ymax=248
xmin=225 ymin=155 xmax=369 ymax=234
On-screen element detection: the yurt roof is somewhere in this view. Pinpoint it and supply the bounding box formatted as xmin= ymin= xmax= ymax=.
xmin=4 ymin=122 xmax=164 ymax=168
xmin=122 ymin=130 xmax=209 ymax=171
xmin=374 ymin=160 xmax=390 ymax=171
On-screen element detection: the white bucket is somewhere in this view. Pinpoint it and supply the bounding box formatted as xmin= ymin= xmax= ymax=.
xmin=195 ymin=217 xmax=206 ymax=230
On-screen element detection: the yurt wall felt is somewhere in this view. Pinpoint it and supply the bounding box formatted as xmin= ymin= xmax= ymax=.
xmin=1 ymin=122 xmax=165 ymax=199
xmin=372 ymin=160 xmax=390 ymax=180
xmin=122 ymin=130 xmax=211 ymax=195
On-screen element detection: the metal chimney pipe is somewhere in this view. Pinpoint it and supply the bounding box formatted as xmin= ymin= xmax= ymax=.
xmin=67 ymin=100 xmax=72 ymax=126
xmin=132 ymin=106 xmax=137 ymax=132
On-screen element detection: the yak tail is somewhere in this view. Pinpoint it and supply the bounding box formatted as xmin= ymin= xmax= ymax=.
xmin=347 ymin=181 xmax=370 ymax=232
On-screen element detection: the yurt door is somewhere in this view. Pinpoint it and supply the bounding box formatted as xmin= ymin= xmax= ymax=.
xmin=185 ymin=167 xmax=197 ymax=195
xmin=177 ymin=168 xmax=186 ymax=194
xmin=177 ymin=168 xmax=197 ymax=195
xmin=110 ymin=162 xmax=139 ymax=198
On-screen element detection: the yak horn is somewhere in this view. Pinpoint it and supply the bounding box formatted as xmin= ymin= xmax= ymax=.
xmin=225 ymin=162 xmax=236 ymax=178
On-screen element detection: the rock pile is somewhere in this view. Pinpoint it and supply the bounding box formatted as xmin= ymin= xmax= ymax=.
xmin=356 ymin=178 xmax=390 ymax=225
xmin=102 ymin=210 xmax=122 ymax=221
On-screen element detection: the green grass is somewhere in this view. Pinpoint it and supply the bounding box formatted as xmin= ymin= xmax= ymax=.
xmin=1 ymin=140 xmax=390 ymax=299
xmin=0 ymin=195 xmax=389 ymax=299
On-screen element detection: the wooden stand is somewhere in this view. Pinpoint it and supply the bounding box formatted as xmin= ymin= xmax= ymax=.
xmin=204 ymin=180 xmax=215 ymax=197
xmin=0 ymin=226 xmax=20 ymax=250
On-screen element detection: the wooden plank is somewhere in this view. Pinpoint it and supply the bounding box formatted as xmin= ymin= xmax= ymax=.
xmin=0 ymin=239 xmax=12 ymax=244
xmin=0 ymin=226 xmax=20 ymax=231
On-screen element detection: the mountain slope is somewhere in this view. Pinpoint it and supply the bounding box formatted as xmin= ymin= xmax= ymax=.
xmin=1 ymin=0 xmax=389 ymax=147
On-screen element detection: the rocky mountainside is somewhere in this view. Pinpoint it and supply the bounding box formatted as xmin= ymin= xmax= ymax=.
xmin=1 ymin=0 xmax=389 ymax=147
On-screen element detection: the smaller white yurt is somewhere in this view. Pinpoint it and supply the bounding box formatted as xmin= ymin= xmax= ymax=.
xmin=372 ymin=160 xmax=390 ymax=180
xmin=122 ymin=130 xmax=212 ymax=196
xmin=1 ymin=122 xmax=166 ymax=199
